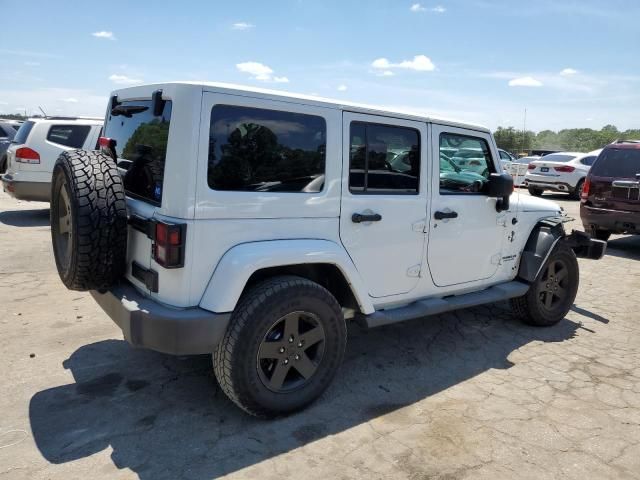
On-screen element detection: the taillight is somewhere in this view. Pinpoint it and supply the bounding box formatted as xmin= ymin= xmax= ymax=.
xmin=153 ymin=221 xmax=186 ymax=268
xmin=98 ymin=136 xmax=117 ymax=158
xmin=554 ymin=165 xmax=575 ymax=172
xmin=581 ymin=177 xmax=591 ymax=201
xmin=15 ymin=147 xmax=40 ymax=164
xmin=528 ymin=164 xmax=536 ymax=170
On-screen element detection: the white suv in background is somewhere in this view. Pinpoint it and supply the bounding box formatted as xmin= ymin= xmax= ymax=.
xmin=525 ymin=150 xmax=601 ymax=199
xmin=1 ymin=117 xmax=103 ymax=202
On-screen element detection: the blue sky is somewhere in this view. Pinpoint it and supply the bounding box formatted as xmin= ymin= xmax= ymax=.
xmin=1 ymin=0 xmax=639 ymax=131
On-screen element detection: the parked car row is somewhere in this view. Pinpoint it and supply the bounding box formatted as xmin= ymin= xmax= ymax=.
xmin=1 ymin=117 xmax=102 ymax=201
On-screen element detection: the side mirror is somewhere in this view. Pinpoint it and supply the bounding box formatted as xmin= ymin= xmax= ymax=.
xmin=487 ymin=172 xmax=513 ymax=212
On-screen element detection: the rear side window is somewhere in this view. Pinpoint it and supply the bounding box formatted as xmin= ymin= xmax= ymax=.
xmin=580 ymin=156 xmax=596 ymax=166
xmin=208 ymin=105 xmax=326 ymax=192
xmin=591 ymin=149 xmax=640 ymax=178
xmin=46 ymin=125 xmax=91 ymax=148
xmin=103 ymin=100 xmax=172 ymax=205
xmin=349 ymin=122 xmax=420 ymax=194
xmin=13 ymin=121 xmax=35 ymax=144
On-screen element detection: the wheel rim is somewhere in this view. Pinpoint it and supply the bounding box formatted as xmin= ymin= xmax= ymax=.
xmin=537 ymin=258 xmax=569 ymax=311
xmin=54 ymin=182 xmax=73 ymax=270
xmin=257 ymin=311 xmax=326 ymax=393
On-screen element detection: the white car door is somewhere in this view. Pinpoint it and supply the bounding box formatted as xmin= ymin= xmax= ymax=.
xmin=339 ymin=112 xmax=428 ymax=298
xmin=427 ymin=124 xmax=507 ymax=287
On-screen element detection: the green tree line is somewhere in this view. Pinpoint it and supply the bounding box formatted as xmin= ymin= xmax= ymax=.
xmin=494 ymin=125 xmax=640 ymax=154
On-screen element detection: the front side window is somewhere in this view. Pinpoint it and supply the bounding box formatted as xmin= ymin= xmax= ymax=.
xmin=103 ymin=99 xmax=172 ymax=205
xmin=439 ymin=133 xmax=494 ymax=193
xmin=208 ymin=105 xmax=326 ymax=192
xmin=47 ymin=125 xmax=91 ymax=148
xmin=349 ymin=122 xmax=420 ymax=194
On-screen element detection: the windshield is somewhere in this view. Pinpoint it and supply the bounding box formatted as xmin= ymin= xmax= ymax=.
xmin=103 ymin=99 xmax=172 ymax=205
xmin=591 ymin=148 xmax=640 ymax=178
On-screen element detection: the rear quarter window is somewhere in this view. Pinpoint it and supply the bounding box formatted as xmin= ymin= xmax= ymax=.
xmin=46 ymin=125 xmax=91 ymax=148
xmin=591 ymin=149 xmax=640 ymax=178
xmin=13 ymin=121 xmax=35 ymax=144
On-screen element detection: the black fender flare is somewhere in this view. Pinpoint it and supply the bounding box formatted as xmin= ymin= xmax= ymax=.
xmin=517 ymin=217 xmax=607 ymax=283
xmin=517 ymin=218 xmax=566 ymax=283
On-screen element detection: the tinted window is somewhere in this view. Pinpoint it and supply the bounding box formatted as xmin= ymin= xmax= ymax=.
xmin=13 ymin=121 xmax=35 ymax=144
xmin=208 ymin=105 xmax=326 ymax=192
xmin=12 ymin=124 xmax=21 ymax=131
xmin=349 ymin=122 xmax=419 ymax=194
xmin=540 ymin=154 xmax=576 ymax=163
xmin=499 ymin=150 xmax=511 ymax=160
xmin=591 ymin=148 xmax=640 ymax=178
xmin=440 ymin=133 xmax=493 ymax=193
xmin=103 ymin=99 xmax=172 ymax=205
xmin=0 ymin=126 xmax=8 ymax=137
xmin=46 ymin=125 xmax=91 ymax=148
xmin=580 ymin=156 xmax=596 ymax=166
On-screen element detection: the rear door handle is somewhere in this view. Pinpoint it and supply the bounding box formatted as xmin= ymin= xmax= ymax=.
xmin=434 ymin=211 xmax=458 ymax=220
xmin=352 ymin=213 xmax=382 ymax=223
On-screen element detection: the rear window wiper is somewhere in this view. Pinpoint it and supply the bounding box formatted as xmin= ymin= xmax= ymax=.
xmin=111 ymin=105 xmax=149 ymax=118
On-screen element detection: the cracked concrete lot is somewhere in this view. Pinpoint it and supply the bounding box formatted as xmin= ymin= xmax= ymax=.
xmin=1 ymin=188 xmax=639 ymax=480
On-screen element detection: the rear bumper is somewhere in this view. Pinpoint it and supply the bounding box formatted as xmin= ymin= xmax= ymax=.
xmin=1 ymin=174 xmax=50 ymax=202
xmin=580 ymin=205 xmax=640 ymax=234
xmin=526 ymin=177 xmax=574 ymax=192
xmin=91 ymin=281 xmax=231 ymax=355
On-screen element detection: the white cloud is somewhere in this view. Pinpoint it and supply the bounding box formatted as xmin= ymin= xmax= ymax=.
xmin=92 ymin=31 xmax=115 ymax=40
xmin=0 ymin=101 xmax=7 ymax=105
xmin=337 ymin=84 xmax=348 ymax=91
xmin=372 ymin=54 xmax=435 ymax=72
xmin=232 ymin=22 xmax=255 ymax=30
xmin=60 ymin=97 xmax=79 ymax=103
xmin=236 ymin=61 xmax=289 ymax=83
xmin=24 ymin=61 xmax=40 ymax=67
xmin=377 ymin=70 xmax=395 ymax=77
xmin=108 ymin=74 xmax=142 ymax=85
xmin=560 ymin=68 xmax=578 ymax=76
xmin=508 ymin=76 xmax=543 ymax=87
xmin=410 ymin=3 xmax=445 ymax=13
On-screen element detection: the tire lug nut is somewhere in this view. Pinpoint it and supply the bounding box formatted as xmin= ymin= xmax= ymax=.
xmin=279 ymin=347 xmax=285 ymax=353
xmin=284 ymin=359 xmax=289 ymax=365
xmin=288 ymin=336 xmax=294 ymax=343
xmin=297 ymin=341 xmax=303 ymax=347
xmin=294 ymin=354 xmax=300 ymax=360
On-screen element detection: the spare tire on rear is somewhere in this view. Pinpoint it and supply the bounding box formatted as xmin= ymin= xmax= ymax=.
xmin=51 ymin=150 xmax=128 ymax=291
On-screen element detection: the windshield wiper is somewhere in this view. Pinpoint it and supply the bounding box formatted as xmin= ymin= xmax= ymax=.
xmin=111 ymin=105 xmax=149 ymax=118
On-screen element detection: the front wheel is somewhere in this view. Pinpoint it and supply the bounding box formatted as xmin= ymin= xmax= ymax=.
xmin=528 ymin=186 xmax=544 ymax=196
xmin=511 ymin=244 xmax=579 ymax=326
xmin=213 ymin=276 xmax=347 ymax=417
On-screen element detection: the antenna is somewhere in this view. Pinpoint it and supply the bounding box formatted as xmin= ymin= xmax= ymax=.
xmin=522 ymin=108 xmax=527 ymax=155
xmin=38 ymin=106 xmax=47 ymax=118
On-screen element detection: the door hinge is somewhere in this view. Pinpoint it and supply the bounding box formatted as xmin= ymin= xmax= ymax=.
xmin=412 ymin=219 xmax=427 ymax=233
xmin=407 ymin=264 xmax=421 ymax=277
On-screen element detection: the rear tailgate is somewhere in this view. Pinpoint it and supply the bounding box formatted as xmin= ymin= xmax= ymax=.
xmin=588 ymin=147 xmax=640 ymax=212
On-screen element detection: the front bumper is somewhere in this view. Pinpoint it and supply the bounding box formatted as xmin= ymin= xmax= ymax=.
xmin=564 ymin=230 xmax=607 ymax=260
xmin=1 ymin=174 xmax=50 ymax=202
xmin=91 ymin=281 xmax=231 ymax=355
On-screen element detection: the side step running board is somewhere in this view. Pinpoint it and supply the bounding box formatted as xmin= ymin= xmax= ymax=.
xmin=355 ymin=281 xmax=530 ymax=329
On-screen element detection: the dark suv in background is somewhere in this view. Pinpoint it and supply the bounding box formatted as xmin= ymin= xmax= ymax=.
xmin=581 ymin=140 xmax=640 ymax=241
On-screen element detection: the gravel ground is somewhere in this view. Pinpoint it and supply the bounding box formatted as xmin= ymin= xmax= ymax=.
xmin=1 ymin=188 xmax=639 ymax=480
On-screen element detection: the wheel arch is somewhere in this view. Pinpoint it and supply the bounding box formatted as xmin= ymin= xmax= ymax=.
xmin=517 ymin=218 xmax=566 ymax=283
xmin=199 ymin=239 xmax=374 ymax=315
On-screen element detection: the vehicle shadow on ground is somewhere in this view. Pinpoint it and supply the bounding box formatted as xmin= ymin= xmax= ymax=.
xmin=30 ymin=304 xmax=581 ymax=479
xmin=605 ymin=235 xmax=640 ymax=261
xmin=0 ymin=208 xmax=49 ymax=227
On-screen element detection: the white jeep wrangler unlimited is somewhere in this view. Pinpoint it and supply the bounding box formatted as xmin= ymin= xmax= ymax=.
xmin=50 ymin=82 xmax=605 ymax=417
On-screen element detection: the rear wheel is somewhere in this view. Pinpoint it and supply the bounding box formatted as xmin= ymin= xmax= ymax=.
xmin=528 ymin=187 xmax=544 ymax=196
xmin=511 ymin=244 xmax=579 ymax=326
xmin=570 ymin=179 xmax=585 ymax=200
xmin=213 ymin=276 xmax=347 ymax=417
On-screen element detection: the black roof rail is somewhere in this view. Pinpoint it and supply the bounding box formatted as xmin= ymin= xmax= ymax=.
xmin=44 ymin=116 xmax=103 ymax=121
xmin=611 ymin=139 xmax=640 ymax=145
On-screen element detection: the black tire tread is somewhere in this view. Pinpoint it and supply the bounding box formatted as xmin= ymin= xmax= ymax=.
xmin=213 ymin=275 xmax=345 ymax=417
xmin=51 ymin=150 xmax=127 ymax=291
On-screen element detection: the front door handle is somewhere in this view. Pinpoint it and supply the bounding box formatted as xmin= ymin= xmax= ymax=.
xmin=352 ymin=212 xmax=382 ymax=223
xmin=434 ymin=210 xmax=458 ymax=220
